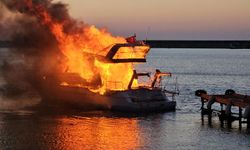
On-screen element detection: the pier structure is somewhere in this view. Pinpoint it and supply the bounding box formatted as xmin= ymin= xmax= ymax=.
xmin=1 ymin=40 xmax=250 ymax=49
xmin=145 ymin=40 xmax=250 ymax=49
xmin=195 ymin=89 xmax=250 ymax=129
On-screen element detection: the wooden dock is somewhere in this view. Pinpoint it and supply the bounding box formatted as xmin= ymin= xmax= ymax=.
xmin=195 ymin=89 xmax=250 ymax=129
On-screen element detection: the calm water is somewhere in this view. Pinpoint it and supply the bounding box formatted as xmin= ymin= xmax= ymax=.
xmin=1 ymin=48 xmax=250 ymax=150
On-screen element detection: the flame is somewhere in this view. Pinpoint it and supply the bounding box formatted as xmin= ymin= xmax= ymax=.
xmin=16 ymin=0 xmax=148 ymax=95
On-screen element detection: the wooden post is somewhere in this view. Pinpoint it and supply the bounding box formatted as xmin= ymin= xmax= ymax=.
xmin=208 ymin=109 xmax=212 ymax=126
xmin=239 ymin=107 xmax=242 ymax=130
xmin=201 ymin=98 xmax=204 ymax=124
xmin=227 ymin=112 xmax=232 ymax=128
xmin=247 ymin=116 xmax=250 ymax=129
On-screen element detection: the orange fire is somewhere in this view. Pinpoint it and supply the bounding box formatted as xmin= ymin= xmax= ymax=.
xmin=19 ymin=0 xmax=149 ymax=95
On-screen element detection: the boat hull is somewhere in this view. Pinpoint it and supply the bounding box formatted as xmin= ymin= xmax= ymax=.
xmin=40 ymin=85 xmax=176 ymax=112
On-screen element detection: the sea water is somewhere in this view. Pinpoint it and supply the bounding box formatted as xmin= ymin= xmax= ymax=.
xmin=0 ymin=48 xmax=250 ymax=150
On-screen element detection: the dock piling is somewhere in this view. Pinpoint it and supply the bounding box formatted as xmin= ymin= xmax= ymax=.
xmin=239 ymin=107 xmax=242 ymax=130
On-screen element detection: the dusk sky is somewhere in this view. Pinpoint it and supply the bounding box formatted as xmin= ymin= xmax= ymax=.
xmin=51 ymin=0 xmax=250 ymax=40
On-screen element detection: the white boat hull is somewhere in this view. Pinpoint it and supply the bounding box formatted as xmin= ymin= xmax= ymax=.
xmin=40 ymin=85 xmax=176 ymax=112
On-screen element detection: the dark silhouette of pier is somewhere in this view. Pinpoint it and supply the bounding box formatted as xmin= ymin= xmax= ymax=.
xmin=1 ymin=40 xmax=250 ymax=49
xmin=145 ymin=40 xmax=250 ymax=49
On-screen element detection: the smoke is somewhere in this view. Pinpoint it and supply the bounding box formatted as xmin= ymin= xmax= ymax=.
xmin=0 ymin=0 xmax=77 ymax=109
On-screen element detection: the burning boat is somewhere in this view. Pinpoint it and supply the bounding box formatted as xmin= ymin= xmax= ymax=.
xmin=40 ymin=42 xmax=177 ymax=112
xmin=1 ymin=1 xmax=178 ymax=112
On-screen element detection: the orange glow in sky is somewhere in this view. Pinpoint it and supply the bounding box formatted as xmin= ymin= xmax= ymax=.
xmin=58 ymin=0 xmax=250 ymax=40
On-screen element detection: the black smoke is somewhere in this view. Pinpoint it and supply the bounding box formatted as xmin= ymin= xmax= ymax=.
xmin=0 ymin=0 xmax=76 ymax=107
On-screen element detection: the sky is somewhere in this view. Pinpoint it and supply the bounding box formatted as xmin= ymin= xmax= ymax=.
xmin=54 ymin=0 xmax=249 ymax=40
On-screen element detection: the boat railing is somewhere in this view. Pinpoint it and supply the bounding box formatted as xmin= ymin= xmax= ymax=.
xmin=161 ymin=80 xmax=180 ymax=101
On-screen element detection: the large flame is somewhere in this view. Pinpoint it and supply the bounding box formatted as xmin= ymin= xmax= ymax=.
xmin=11 ymin=0 xmax=148 ymax=95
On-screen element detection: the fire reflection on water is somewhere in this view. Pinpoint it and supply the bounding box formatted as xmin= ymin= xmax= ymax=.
xmin=54 ymin=117 xmax=142 ymax=150
xmin=0 ymin=111 xmax=144 ymax=150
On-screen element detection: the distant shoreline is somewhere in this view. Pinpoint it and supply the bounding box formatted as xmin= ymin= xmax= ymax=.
xmin=1 ymin=40 xmax=250 ymax=49
xmin=145 ymin=40 xmax=250 ymax=49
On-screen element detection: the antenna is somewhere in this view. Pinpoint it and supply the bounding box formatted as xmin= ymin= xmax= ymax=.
xmin=145 ymin=27 xmax=151 ymax=42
